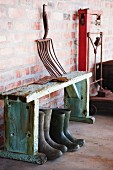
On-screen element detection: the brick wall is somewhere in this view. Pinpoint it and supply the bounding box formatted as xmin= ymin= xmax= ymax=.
xmin=0 ymin=0 xmax=113 ymax=145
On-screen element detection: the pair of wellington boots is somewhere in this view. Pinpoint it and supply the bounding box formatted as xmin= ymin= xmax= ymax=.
xmin=49 ymin=108 xmax=85 ymax=151
xmin=38 ymin=108 xmax=85 ymax=160
xmin=39 ymin=108 xmax=67 ymax=160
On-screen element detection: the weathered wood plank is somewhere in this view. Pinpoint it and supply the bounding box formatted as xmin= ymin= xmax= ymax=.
xmin=0 ymin=71 xmax=92 ymax=103
xmin=26 ymin=72 xmax=92 ymax=103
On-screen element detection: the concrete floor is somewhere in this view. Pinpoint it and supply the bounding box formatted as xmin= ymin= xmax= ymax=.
xmin=0 ymin=114 xmax=113 ymax=170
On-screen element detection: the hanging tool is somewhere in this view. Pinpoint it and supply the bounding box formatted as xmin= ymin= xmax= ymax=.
xmin=43 ymin=4 xmax=49 ymax=39
xmin=87 ymin=32 xmax=103 ymax=88
xmin=36 ymin=4 xmax=66 ymax=78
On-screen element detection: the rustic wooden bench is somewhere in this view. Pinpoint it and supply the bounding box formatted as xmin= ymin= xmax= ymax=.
xmin=0 ymin=71 xmax=94 ymax=164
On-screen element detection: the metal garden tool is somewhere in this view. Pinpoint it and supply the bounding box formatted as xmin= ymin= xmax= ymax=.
xmin=36 ymin=4 xmax=66 ymax=78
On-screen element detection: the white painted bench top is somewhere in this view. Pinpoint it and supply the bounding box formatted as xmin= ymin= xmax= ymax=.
xmin=1 ymin=71 xmax=92 ymax=103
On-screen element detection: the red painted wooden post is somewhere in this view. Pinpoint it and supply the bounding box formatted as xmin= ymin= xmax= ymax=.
xmin=78 ymin=9 xmax=102 ymax=72
xmin=78 ymin=8 xmax=91 ymax=71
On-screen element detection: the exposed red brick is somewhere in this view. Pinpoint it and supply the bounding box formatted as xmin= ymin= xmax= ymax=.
xmin=19 ymin=68 xmax=30 ymax=77
xmin=65 ymin=23 xmax=71 ymax=30
xmin=57 ymin=96 xmax=64 ymax=107
xmin=72 ymin=23 xmax=77 ymax=29
xmin=39 ymin=94 xmax=50 ymax=104
xmin=32 ymin=22 xmax=41 ymax=30
xmin=50 ymin=90 xmax=61 ymax=99
xmin=72 ymin=14 xmax=76 ymax=20
xmin=5 ymin=81 xmax=22 ymax=91
xmin=70 ymin=65 xmax=76 ymax=72
xmin=16 ymin=70 xmax=21 ymax=78
xmin=50 ymin=96 xmax=64 ymax=108
xmin=0 ymin=6 xmax=7 ymax=18
xmin=64 ymin=32 xmax=71 ymax=39
xmin=71 ymin=49 xmax=76 ymax=55
xmin=0 ymin=101 xmax=4 ymax=108
xmin=31 ymin=65 xmax=42 ymax=74
xmin=70 ymin=57 xmax=75 ymax=64
xmin=22 ymin=78 xmax=34 ymax=86
xmin=71 ymin=32 xmax=75 ymax=39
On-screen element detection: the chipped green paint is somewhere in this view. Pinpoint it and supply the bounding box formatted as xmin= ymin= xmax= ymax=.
xmin=65 ymin=80 xmax=95 ymax=124
xmin=4 ymin=99 xmax=34 ymax=155
xmin=0 ymin=150 xmax=47 ymax=164
xmin=2 ymin=98 xmax=47 ymax=164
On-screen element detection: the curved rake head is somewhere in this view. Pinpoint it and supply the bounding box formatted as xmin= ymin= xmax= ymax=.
xmin=36 ymin=38 xmax=66 ymax=77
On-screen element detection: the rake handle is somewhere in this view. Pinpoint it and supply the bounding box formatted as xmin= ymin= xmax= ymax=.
xmin=43 ymin=4 xmax=49 ymax=39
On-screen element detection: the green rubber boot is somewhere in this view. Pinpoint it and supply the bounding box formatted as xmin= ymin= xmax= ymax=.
xmin=63 ymin=109 xmax=85 ymax=147
xmin=50 ymin=109 xmax=80 ymax=152
xmin=38 ymin=111 xmax=63 ymax=160
xmin=39 ymin=108 xmax=67 ymax=153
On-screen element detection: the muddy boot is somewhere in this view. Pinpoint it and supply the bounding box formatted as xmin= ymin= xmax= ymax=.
xmin=40 ymin=108 xmax=67 ymax=153
xmin=64 ymin=109 xmax=85 ymax=147
xmin=38 ymin=111 xmax=63 ymax=160
xmin=50 ymin=109 xmax=80 ymax=152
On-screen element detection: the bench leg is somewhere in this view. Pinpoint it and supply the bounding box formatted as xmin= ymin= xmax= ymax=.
xmin=64 ymin=79 xmax=95 ymax=124
xmin=0 ymin=98 xmax=47 ymax=164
